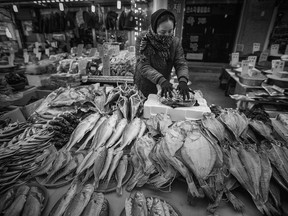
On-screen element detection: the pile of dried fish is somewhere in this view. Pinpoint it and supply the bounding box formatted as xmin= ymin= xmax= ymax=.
xmin=49 ymin=180 xmax=109 ymax=216
xmin=32 ymin=147 xmax=85 ymax=185
xmin=125 ymin=110 xmax=288 ymax=215
xmin=0 ymin=127 xmax=54 ymax=191
xmin=124 ymin=191 xmax=179 ymax=216
xmin=29 ymin=84 xmax=106 ymax=123
xmin=105 ymin=83 xmax=145 ymax=121
xmin=0 ymin=184 xmax=46 ymax=216
xmin=0 ymin=122 xmax=28 ymax=147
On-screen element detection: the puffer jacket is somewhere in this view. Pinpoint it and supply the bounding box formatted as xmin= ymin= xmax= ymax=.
xmin=134 ymin=31 xmax=189 ymax=97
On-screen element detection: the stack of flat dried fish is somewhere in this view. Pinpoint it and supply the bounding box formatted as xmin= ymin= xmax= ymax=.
xmin=49 ymin=180 xmax=109 ymax=216
xmin=125 ymin=191 xmax=179 ymax=216
xmin=0 ymin=184 xmax=46 ymax=216
xmin=29 ymin=84 xmax=106 ymax=123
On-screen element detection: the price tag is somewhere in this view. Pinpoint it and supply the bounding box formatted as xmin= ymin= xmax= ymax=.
xmin=230 ymin=52 xmax=239 ymax=66
xmin=45 ymin=48 xmax=50 ymax=56
xmin=8 ymin=53 xmax=15 ymax=66
xmin=272 ymin=60 xmax=285 ymax=73
xmin=98 ymin=45 xmax=104 ymax=58
xmin=102 ymin=54 xmax=110 ymax=76
xmin=36 ymin=52 xmax=42 ymax=61
xmin=77 ymin=44 xmax=84 ymax=57
xmin=247 ymin=56 xmax=257 ymax=68
xmin=259 ymin=51 xmax=269 ymax=62
xmin=270 ymin=44 xmax=279 ymax=56
xmin=88 ymin=48 xmax=97 ymax=57
xmin=236 ymin=44 xmax=244 ymax=52
xmin=241 ymin=60 xmax=249 ymax=76
xmin=285 ymin=44 xmax=288 ymax=55
xmin=252 ymin=43 xmax=260 ymax=53
xmin=33 ymin=48 xmax=38 ymax=54
xmin=24 ymin=53 xmax=29 ymax=63
xmin=78 ymin=59 xmax=88 ymax=75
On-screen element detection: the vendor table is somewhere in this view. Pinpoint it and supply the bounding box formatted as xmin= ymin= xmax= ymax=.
xmin=221 ymin=68 xmax=263 ymax=95
xmin=88 ymin=76 xmax=133 ymax=84
xmin=42 ymin=180 xmax=267 ymax=216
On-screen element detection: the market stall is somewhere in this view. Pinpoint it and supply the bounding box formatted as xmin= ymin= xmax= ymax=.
xmin=1 ymin=82 xmax=288 ymax=216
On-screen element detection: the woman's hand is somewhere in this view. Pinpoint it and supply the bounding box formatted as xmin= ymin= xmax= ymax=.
xmin=178 ymin=81 xmax=190 ymax=100
xmin=160 ymin=80 xmax=173 ymax=98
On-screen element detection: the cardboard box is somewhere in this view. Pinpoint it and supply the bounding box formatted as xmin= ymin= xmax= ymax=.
xmin=143 ymin=94 xmax=211 ymax=121
xmin=21 ymin=98 xmax=44 ymax=119
xmin=0 ymin=107 xmax=26 ymax=123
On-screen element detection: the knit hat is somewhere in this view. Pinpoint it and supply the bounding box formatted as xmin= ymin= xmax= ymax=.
xmin=150 ymin=9 xmax=176 ymax=33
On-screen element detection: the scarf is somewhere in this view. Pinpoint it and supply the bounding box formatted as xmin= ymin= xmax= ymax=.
xmin=139 ymin=28 xmax=173 ymax=61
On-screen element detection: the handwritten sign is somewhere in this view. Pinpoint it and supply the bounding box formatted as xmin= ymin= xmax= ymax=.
xmin=102 ymin=54 xmax=110 ymax=76
xmin=24 ymin=53 xmax=29 ymax=63
xmin=230 ymin=52 xmax=239 ymax=66
xmin=270 ymin=44 xmax=279 ymax=56
xmin=128 ymin=46 xmax=135 ymax=53
xmin=272 ymin=60 xmax=285 ymax=73
xmin=33 ymin=48 xmax=38 ymax=55
xmin=78 ymin=59 xmax=88 ymax=75
xmin=285 ymin=44 xmax=288 ymax=55
xmin=45 ymin=48 xmax=50 ymax=57
xmin=252 ymin=43 xmax=260 ymax=53
xmin=98 ymin=44 xmax=104 ymax=58
xmin=36 ymin=52 xmax=42 ymax=61
xmin=236 ymin=44 xmax=244 ymax=52
xmin=77 ymin=44 xmax=84 ymax=57
xmin=88 ymin=48 xmax=97 ymax=57
xmin=259 ymin=51 xmax=269 ymax=62
xmin=247 ymin=56 xmax=257 ymax=68
xmin=241 ymin=60 xmax=249 ymax=76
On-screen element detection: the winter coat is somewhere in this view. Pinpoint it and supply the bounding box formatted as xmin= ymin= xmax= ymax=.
xmin=134 ymin=31 xmax=189 ymax=97
xmin=118 ymin=11 xmax=136 ymax=31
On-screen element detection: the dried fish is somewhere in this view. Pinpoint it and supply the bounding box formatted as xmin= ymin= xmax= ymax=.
xmin=116 ymin=155 xmax=128 ymax=196
xmin=106 ymin=118 xmax=128 ymax=148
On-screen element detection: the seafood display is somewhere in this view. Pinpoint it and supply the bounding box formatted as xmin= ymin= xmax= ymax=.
xmin=123 ymin=191 xmax=180 ymax=216
xmin=2 ymin=82 xmax=288 ymax=216
xmin=0 ymin=122 xmax=28 ymax=146
xmin=49 ymin=181 xmax=109 ymax=216
xmin=0 ymin=183 xmax=47 ymax=216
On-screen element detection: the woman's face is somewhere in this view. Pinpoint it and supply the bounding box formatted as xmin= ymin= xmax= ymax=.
xmin=156 ymin=20 xmax=174 ymax=36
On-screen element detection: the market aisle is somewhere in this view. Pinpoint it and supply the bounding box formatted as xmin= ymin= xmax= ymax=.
xmin=189 ymin=71 xmax=236 ymax=108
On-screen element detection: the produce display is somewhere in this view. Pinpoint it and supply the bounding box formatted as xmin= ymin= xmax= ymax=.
xmin=1 ymin=82 xmax=288 ymax=216
xmin=110 ymin=50 xmax=135 ymax=77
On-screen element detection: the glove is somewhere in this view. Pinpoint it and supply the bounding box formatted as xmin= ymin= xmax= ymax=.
xmin=178 ymin=81 xmax=190 ymax=100
xmin=160 ymin=80 xmax=173 ymax=98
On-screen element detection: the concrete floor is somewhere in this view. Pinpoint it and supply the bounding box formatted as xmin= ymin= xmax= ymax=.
xmin=188 ymin=70 xmax=237 ymax=108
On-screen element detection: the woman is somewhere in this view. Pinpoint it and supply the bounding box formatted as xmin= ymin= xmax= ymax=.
xmin=134 ymin=9 xmax=190 ymax=99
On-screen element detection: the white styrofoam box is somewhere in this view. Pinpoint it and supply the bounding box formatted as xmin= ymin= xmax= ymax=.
xmin=26 ymin=74 xmax=51 ymax=87
xmin=143 ymin=93 xmax=211 ymax=121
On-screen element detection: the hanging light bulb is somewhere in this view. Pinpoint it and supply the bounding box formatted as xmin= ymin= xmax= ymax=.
xmin=117 ymin=0 xmax=121 ymax=9
xmin=59 ymin=2 xmax=64 ymax=11
xmin=13 ymin=5 xmax=18 ymax=13
xmin=91 ymin=4 xmax=95 ymax=13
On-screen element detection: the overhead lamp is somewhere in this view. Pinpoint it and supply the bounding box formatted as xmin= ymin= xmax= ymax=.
xmin=91 ymin=4 xmax=95 ymax=13
xmin=59 ymin=2 xmax=64 ymax=11
xmin=117 ymin=0 xmax=121 ymax=9
xmin=13 ymin=5 xmax=18 ymax=13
